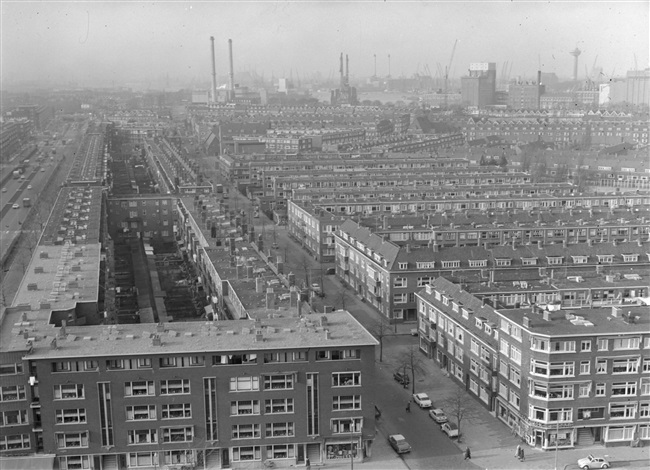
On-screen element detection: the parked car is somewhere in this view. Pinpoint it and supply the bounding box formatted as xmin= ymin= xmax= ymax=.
xmin=393 ymin=371 xmax=409 ymax=386
xmin=577 ymin=455 xmax=610 ymax=469
xmin=428 ymin=408 xmax=448 ymax=424
xmin=413 ymin=393 xmax=433 ymax=408
xmin=325 ymin=267 xmax=336 ymax=275
xmin=441 ymin=421 xmax=459 ymax=438
xmin=12 ymin=203 xmax=19 ymax=209
xmin=388 ymin=434 xmax=411 ymax=454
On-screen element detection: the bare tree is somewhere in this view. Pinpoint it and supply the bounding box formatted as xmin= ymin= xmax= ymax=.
xmin=398 ymin=345 xmax=426 ymax=394
xmin=371 ymin=316 xmax=392 ymax=363
xmin=298 ymin=254 xmax=311 ymax=288
xmin=441 ymin=384 xmax=480 ymax=443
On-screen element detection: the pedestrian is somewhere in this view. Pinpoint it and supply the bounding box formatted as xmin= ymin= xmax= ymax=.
xmin=306 ymin=457 xmax=311 ymax=470
xmin=519 ymin=447 xmax=525 ymax=462
xmin=406 ymin=402 xmax=411 ymax=413
xmin=515 ymin=444 xmax=521 ymax=460
xmin=464 ymin=447 xmax=471 ymax=460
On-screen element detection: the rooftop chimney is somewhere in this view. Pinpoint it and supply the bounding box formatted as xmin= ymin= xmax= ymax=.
xmin=228 ymin=38 xmax=235 ymax=102
xmin=210 ymin=36 xmax=218 ymax=103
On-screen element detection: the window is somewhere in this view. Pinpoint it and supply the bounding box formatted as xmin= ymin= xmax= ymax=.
xmin=500 ymin=339 xmax=509 ymax=355
xmin=393 ymin=293 xmax=407 ymax=304
xmin=126 ymin=405 xmax=156 ymax=421
xmin=55 ymin=409 xmax=86 ymax=424
xmin=231 ymin=400 xmax=260 ymax=416
xmin=393 ymin=277 xmax=407 ymax=288
xmin=160 ymin=379 xmax=190 ymax=395
xmin=612 ymin=337 xmax=640 ymax=350
xmin=530 ymin=337 xmax=548 ymax=352
xmin=551 ymin=340 xmax=576 ymax=352
xmin=58 ymin=455 xmax=91 ymax=470
xmin=641 ymin=377 xmax=650 ymax=396
xmin=264 ymin=374 xmax=294 ymax=390
xmin=162 ymin=450 xmax=193 ymax=466
xmin=509 ymin=367 xmax=521 ymax=387
xmin=0 ymin=363 xmax=23 ymax=375
xmin=265 ymin=398 xmax=294 ymax=414
xmin=331 ymin=417 xmax=362 ymax=433
xmin=161 ymin=403 xmax=191 ymax=419
xmin=162 ymin=426 xmax=193 ymax=443
xmin=398 ymin=262 xmax=408 ymax=270
xmin=128 ymin=429 xmax=157 ymax=445
xmin=232 ymin=424 xmax=261 ymax=439
xmin=125 ymin=381 xmax=155 ymax=397
xmin=510 ymin=346 xmax=521 ymax=365
xmin=0 ymin=385 xmax=26 ymax=402
xmin=580 ymin=340 xmax=591 ymax=352
xmin=54 ymin=384 xmax=84 ymax=400
xmin=263 ymin=351 xmax=306 ymax=363
xmin=265 ymin=422 xmax=295 ymax=438
xmin=160 ymin=355 xmax=205 ymax=367
xmin=332 ymin=372 xmax=361 ymax=387
xmin=609 ymin=403 xmax=637 ymax=419
xmin=127 ymin=452 xmax=158 ymax=468
xmin=509 ymin=390 xmax=520 ymax=408
xmin=580 ymin=361 xmax=590 ymax=375
xmin=596 ymin=359 xmax=607 ymax=374
xmin=316 ymin=349 xmax=360 ymax=360
xmin=595 ymin=383 xmax=606 ymax=396
xmin=611 ymin=382 xmax=637 ymax=397
xmin=213 ymin=353 xmax=257 ymax=365
xmin=332 ymin=395 xmax=361 ymax=411
xmin=612 ymin=358 xmax=639 ymax=374
xmin=230 ymin=376 xmax=260 ymax=392
xmin=597 ymin=338 xmax=608 ymax=351
xmin=549 ymin=362 xmax=574 ymax=376
xmin=579 ymin=383 xmax=591 ymax=398
xmin=56 ymin=432 xmax=89 ymax=449
xmin=0 ymin=434 xmax=30 ymax=451
xmin=232 ymin=446 xmax=261 ymax=462
xmin=607 ymin=425 xmax=635 ymax=441
xmin=0 ymin=409 xmax=28 ymax=427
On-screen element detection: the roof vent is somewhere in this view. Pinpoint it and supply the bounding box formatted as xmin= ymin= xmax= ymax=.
xmin=34 ymin=266 xmax=44 ymax=274
xmin=27 ymin=283 xmax=38 ymax=291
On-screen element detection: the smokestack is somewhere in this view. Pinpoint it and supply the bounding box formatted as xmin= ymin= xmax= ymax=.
xmin=210 ymin=36 xmax=218 ymax=104
xmin=537 ymin=70 xmax=542 ymax=108
xmin=228 ymin=38 xmax=235 ymax=101
xmin=340 ymin=53 xmax=344 ymax=83
xmin=346 ymin=54 xmax=349 ymax=81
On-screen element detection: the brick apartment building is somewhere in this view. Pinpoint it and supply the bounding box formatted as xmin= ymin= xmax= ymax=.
xmin=416 ymin=277 xmax=650 ymax=450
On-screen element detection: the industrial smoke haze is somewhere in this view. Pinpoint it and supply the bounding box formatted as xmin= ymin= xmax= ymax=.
xmin=1 ymin=1 xmax=648 ymax=89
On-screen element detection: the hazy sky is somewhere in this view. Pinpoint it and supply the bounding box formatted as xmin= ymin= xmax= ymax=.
xmin=2 ymin=0 xmax=648 ymax=87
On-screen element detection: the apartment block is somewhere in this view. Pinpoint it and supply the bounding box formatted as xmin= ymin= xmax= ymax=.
xmin=416 ymin=277 xmax=650 ymax=449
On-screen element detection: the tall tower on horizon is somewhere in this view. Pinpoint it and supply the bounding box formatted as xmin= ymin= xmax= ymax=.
xmin=570 ymin=48 xmax=582 ymax=81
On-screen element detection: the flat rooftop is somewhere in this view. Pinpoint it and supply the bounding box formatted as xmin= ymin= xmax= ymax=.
xmin=13 ymin=310 xmax=378 ymax=359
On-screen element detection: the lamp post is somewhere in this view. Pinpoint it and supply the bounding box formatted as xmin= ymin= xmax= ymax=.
xmin=349 ymin=418 xmax=355 ymax=470
xmin=554 ymin=420 xmax=559 ymax=470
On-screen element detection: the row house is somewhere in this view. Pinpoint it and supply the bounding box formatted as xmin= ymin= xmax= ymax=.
xmin=334 ymin=218 xmax=650 ymax=323
xmin=461 ymin=118 xmax=649 ymax=147
xmin=416 ymin=277 xmax=650 ymax=450
xmin=293 ymin=190 xmax=650 ymax=211
xmin=468 ymin=272 xmax=649 ymax=310
xmin=291 ymin=182 xmax=577 ymax=202
xmin=271 ymin=170 xmax=532 ymax=200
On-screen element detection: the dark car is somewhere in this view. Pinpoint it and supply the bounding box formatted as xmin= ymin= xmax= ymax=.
xmin=325 ymin=267 xmax=336 ymax=275
xmin=393 ymin=370 xmax=410 ymax=386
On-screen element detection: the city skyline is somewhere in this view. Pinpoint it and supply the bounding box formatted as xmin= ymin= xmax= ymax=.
xmin=1 ymin=0 xmax=649 ymax=88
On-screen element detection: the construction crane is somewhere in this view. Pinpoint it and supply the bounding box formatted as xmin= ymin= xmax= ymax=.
xmin=444 ymin=39 xmax=458 ymax=109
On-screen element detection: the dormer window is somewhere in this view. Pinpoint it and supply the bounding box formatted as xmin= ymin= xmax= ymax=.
xmin=597 ymin=255 xmax=614 ymax=263
xmin=622 ymin=254 xmax=638 ymax=262
xmin=547 ymin=256 xmax=563 ymax=265
xmin=469 ymin=260 xmax=487 ymax=268
xmin=495 ymin=258 xmax=511 ymax=267
xmin=521 ymin=257 xmax=538 ymax=266
xmin=475 ymin=318 xmax=484 ymax=328
xmin=398 ymin=262 xmax=408 ymax=270
xmin=572 ymin=255 xmax=588 ymax=264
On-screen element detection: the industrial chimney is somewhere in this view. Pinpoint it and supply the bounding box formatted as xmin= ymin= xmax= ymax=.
xmin=228 ymin=38 xmax=235 ymax=102
xmin=210 ymin=36 xmax=218 ymax=104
